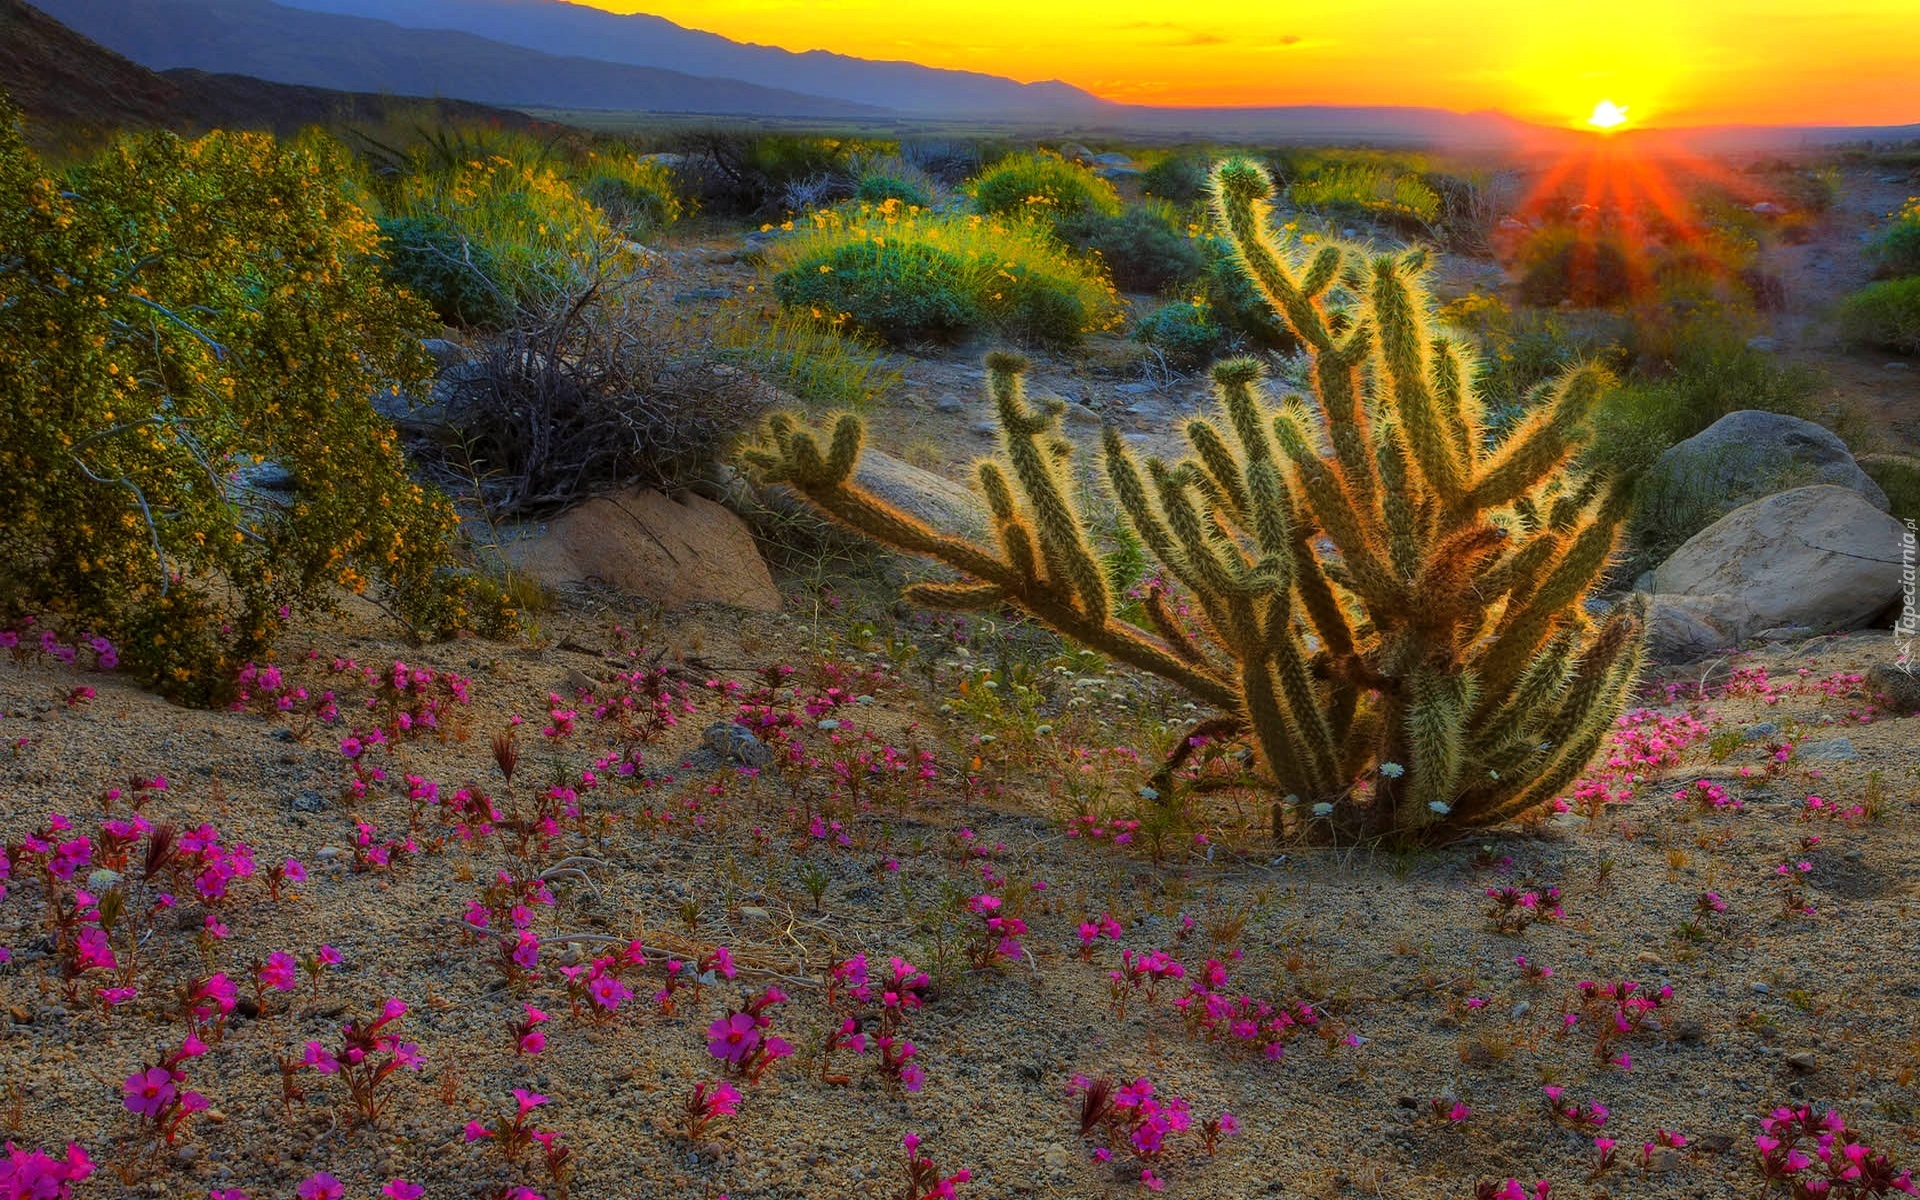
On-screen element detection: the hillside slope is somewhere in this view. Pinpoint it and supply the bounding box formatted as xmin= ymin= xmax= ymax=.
xmin=0 ymin=0 xmax=180 ymax=127
xmin=0 ymin=0 xmax=553 ymax=142
xmin=33 ymin=0 xmax=892 ymax=119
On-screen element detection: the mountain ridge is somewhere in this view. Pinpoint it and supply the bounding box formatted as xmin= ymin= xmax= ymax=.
xmin=270 ymin=0 xmax=1110 ymax=120
xmin=31 ymin=0 xmax=892 ymax=119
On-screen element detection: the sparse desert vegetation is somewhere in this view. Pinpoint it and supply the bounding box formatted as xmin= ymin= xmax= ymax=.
xmin=3 ymin=5 xmax=1920 ymax=1199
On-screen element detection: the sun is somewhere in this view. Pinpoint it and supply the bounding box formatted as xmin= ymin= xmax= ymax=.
xmin=1586 ymin=99 xmax=1630 ymax=131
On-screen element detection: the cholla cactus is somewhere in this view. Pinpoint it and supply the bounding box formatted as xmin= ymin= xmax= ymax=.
xmin=746 ymin=157 xmax=1643 ymax=842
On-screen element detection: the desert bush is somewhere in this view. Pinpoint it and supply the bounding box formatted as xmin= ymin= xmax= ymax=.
xmin=389 ymin=154 xmax=627 ymax=313
xmin=1140 ymin=155 xmax=1210 ymax=205
xmin=668 ymin=130 xmax=885 ymax=215
xmin=425 ymin=277 xmax=771 ymax=516
xmin=0 ymin=110 xmax=512 ymax=703
xmin=1516 ymin=224 xmax=1637 ymax=307
xmin=1838 ymin=277 xmax=1920 ymax=353
xmin=1424 ymin=168 xmax=1520 ymax=255
xmin=374 ymin=214 xmax=514 ymax=329
xmin=766 ymin=200 xmax=1121 ymax=346
xmin=1868 ymin=199 xmax=1920 ymax=278
xmin=695 ymin=300 xmax=901 ymax=413
xmin=576 ymin=152 xmax=682 ymax=237
xmin=1287 ymin=162 xmax=1441 ymax=231
xmin=1058 ymin=201 xmax=1204 ymax=294
xmin=1582 ymin=326 xmax=1817 ymax=480
xmin=1438 ymin=292 xmax=1622 ymax=427
xmin=898 ymin=137 xmax=1003 ymax=185
xmin=967 ymin=151 xmax=1122 ymax=224
xmin=749 ymin=158 xmax=1643 ymax=843
xmin=1743 ymin=161 xmax=1841 ymax=213
xmin=1134 ymin=299 xmax=1225 ymax=364
xmin=856 ymin=174 xmax=933 ymax=208
xmin=776 ymin=237 xmax=978 ymax=341
xmin=1860 ymin=454 xmax=1920 ymax=524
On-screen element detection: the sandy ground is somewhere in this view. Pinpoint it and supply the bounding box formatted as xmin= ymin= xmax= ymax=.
xmin=3 ymin=589 xmax=1917 ymax=1199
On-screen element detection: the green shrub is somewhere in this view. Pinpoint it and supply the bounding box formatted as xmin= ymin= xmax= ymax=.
xmin=1134 ymin=299 xmax=1224 ymax=364
xmin=1438 ymin=291 xmax=1622 ymax=422
xmin=1582 ymin=327 xmax=1817 ymax=479
xmin=773 ymin=238 xmax=979 ymax=341
xmin=1140 ymin=155 xmax=1209 ymax=205
xmin=577 ymin=154 xmax=681 ymax=237
xmin=709 ymin=304 xmax=901 ymax=412
xmin=856 ymin=174 xmax=931 ymax=208
xmin=390 ymin=154 xmax=627 ymax=312
xmin=766 ymin=201 xmax=1121 ymax=346
xmin=1869 ymin=198 xmax=1920 ymax=278
xmin=1517 ymin=224 xmax=1637 ymax=307
xmin=1057 ymin=202 xmax=1204 ymax=294
xmin=375 ymin=214 xmax=513 ymax=329
xmin=668 ymin=130 xmax=889 ymax=215
xmin=1859 ymin=454 xmax=1920 ymax=524
xmin=1837 ymin=277 xmax=1920 ymax=354
xmin=968 ymin=151 xmax=1122 ymax=224
xmin=0 ymin=110 xmax=512 ymax=703
xmin=1287 ymin=163 xmax=1440 ymax=230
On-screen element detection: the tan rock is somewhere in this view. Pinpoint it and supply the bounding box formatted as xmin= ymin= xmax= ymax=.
xmin=1644 ymin=486 xmax=1905 ymax=657
xmin=508 ymin=486 xmax=779 ymax=612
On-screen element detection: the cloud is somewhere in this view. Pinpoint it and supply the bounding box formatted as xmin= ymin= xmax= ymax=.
xmin=1116 ymin=20 xmax=1230 ymax=46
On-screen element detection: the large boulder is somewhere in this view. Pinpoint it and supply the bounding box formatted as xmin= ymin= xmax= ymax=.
xmin=506 ymin=486 xmax=780 ymax=612
xmin=1643 ymin=485 xmax=1905 ymax=660
xmin=1646 ymin=410 xmax=1888 ymax=521
xmin=850 ymin=449 xmax=990 ymax=541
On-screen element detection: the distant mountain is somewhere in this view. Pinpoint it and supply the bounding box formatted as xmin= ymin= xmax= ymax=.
xmin=33 ymin=0 xmax=891 ymax=119
xmin=274 ymin=0 xmax=1111 ymax=121
xmin=0 ymin=0 xmax=546 ymax=141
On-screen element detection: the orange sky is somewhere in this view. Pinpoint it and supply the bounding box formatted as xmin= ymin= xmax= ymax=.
xmin=580 ymin=1 xmax=1918 ymax=127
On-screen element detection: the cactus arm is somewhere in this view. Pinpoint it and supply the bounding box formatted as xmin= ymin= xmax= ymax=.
xmin=986 ymin=356 xmax=1112 ymax=624
xmin=1369 ymin=257 xmax=1467 ymax=508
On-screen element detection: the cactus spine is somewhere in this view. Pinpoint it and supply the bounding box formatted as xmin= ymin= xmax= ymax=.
xmin=746 ymin=157 xmax=1643 ymax=842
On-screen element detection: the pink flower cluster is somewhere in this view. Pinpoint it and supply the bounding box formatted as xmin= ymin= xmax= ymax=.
xmin=1064 ymin=815 xmax=1143 ymax=845
xmin=1755 ymin=1105 xmax=1916 ymax=1196
xmin=0 ymin=1142 xmax=95 ymax=1198
xmin=1072 ymin=1075 xmax=1235 ymax=1191
xmin=303 ymin=998 xmax=423 ymax=1123
xmin=682 ymin=1079 xmax=741 ymax=1139
xmin=899 ymin=1132 xmax=970 ymax=1200
xmin=1108 ymin=949 xmax=1185 ymax=1017
xmin=1174 ymin=959 xmax=1341 ymax=1062
xmin=1485 ymin=883 xmax=1564 ymax=933
xmin=965 ymin=892 xmax=1026 ymax=968
xmin=1568 ymin=979 xmax=1672 ymax=1067
xmin=1077 ymin=912 xmax=1123 ymax=960
xmin=1541 ymin=1086 xmax=1608 ymax=1131
xmin=122 ymin=1035 xmax=211 ymax=1144
xmin=0 ymin=621 xmax=117 ymax=671
xmin=705 ymin=986 xmax=794 ymax=1083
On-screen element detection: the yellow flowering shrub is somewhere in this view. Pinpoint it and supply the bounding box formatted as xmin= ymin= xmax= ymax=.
xmin=766 ymin=199 xmax=1122 ymax=346
xmin=0 ymin=104 xmax=514 ymax=703
xmin=391 ymin=154 xmax=628 ymax=312
xmin=966 ymin=151 xmax=1122 ymax=224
